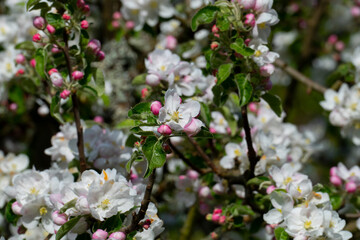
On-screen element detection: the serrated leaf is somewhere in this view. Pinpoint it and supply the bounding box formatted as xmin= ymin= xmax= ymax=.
xmin=217 ymin=63 xmax=233 ymax=85
xmin=56 ymin=216 xmax=81 ymax=240
xmin=35 ymin=48 xmax=46 ymax=79
xmin=93 ymin=69 xmax=105 ymax=96
xmin=191 ymin=6 xmax=220 ymax=31
xmin=15 ymin=41 xmax=35 ymax=51
xmin=142 ymin=136 xmax=166 ymax=176
xmin=261 ymin=93 xmax=283 ymax=117
xmin=274 ymin=227 xmax=289 ymax=240
xmin=230 ymin=38 xmax=255 ymax=57
xmin=128 ymin=102 xmax=152 ymax=120
xmin=60 ymin=199 xmax=77 ymax=214
xmin=234 ymin=74 xmax=253 ymax=107
xmin=50 ymin=92 xmax=64 ymax=124
xmin=132 ymin=74 xmax=147 ymax=85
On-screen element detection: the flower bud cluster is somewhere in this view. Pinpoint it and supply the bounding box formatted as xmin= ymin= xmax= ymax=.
xmin=329 ymin=163 xmax=360 ymax=193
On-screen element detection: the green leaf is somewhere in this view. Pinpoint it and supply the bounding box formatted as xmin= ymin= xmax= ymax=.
xmin=234 ymin=74 xmax=253 ymax=107
xmin=330 ymin=194 xmax=343 ymax=210
xmin=217 ymin=63 xmax=233 ymax=85
xmin=142 ymin=136 xmax=166 ymax=176
xmin=191 ymin=6 xmax=220 ymax=31
xmin=46 ymin=13 xmax=65 ymax=29
xmin=116 ymin=119 xmax=138 ymax=129
xmin=200 ymin=102 xmax=211 ymax=125
xmin=15 ymin=41 xmax=35 ymax=51
xmin=35 ymin=48 xmax=46 ymax=79
xmin=126 ymin=151 xmax=143 ymax=173
xmin=93 ymin=69 xmax=105 ymax=96
xmin=261 ymin=93 xmax=283 ymax=117
xmin=30 ymin=2 xmax=49 ymax=10
xmin=274 ymin=227 xmax=289 ymax=240
xmin=230 ymin=38 xmax=255 ymax=57
xmin=216 ymin=15 xmax=230 ymax=31
xmin=128 ymin=102 xmax=152 ymax=120
xmin=56 ymin=216 xmax=81 ymax=240
xmin=247 ymin=176 xmax=270 ymax=186
xmin=5 ymin=199 xmax=20 ymax=226
xmin=130 ymin=127 xmax=155 ymax=136
xmin=125 ymin=134 xmax=140 ymax=148
xmin=60 ymin=199 xmax=77 ymax=214
xmin=212 ymin=85 xmax=228 ymax=107
xmin=100 ymin=212 xmax=125 ymax=233
xmin=50 ymin=92 xmax=64 ymax=124
xmin=132 ymin=74 xmax=147 ymax=85
xmin=26 ymin=0 xmax=40 ymax=11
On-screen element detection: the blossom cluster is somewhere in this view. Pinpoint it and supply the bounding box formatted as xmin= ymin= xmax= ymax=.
xmin=264 ymin=163 xmax=352 ymax=240
xmin=330 ymin=162 xmax=360 ymax=193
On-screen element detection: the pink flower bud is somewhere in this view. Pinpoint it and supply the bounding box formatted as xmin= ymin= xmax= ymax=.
xmin=244 ymin=13 xmax=256 ymax=27
xmin=330 ymin=167 xmax=338 ymax=176
xmin=83 ymin=5 xmax=90 ymax=14
xmin=210 ymin=127 xmax=216 ymax=133
xmin=244 ymin=38 xmax=251 ymax=46
xmin=248 ymin=102 xmax=258 ymax=113
xmin=150 ymin=101 xmax=162 ymax=115
xmin=72 ymin=71 xmax=84 ymax=81
xmin=266 ymin=185 xmax=276 ymax=194
xmin=87 ymin=39 xmax=101 ymax=53
xmin=92 ymin=229 xmax=108 ymax=240
xmin=108 ymin=232 xmax=126 ymax=240
xmin=211 ymin=42 xmax=219 ymax=50
xmin=15 ymin=54 xmax=26 ymax=64
xmin=112 ymin=20 xmax=120 ymax=28
xmin=260 ymin=63 xmax=275 ymax=77
xmin=51 ymin=72 xmax=64 ymax=87
xmin=52 ymin=45 xmax=61 ymax=54
xmin=32 ymin=33 xmax=41 ymax=42
xmin=330 ymin=175 xmax=342 ymax=186
xmin=33 ymin=16 xmax=46 ymax=30
xmin=351 ymin=6 xmax=360 ymax=17
xmin=219 ymin=215 xmax=226 ymax=224
xmin=335 ymin=41 xmax=345 ymax=51
xmin=141 ymin=88 xmax=149 ymax=99
xmin=48 ymin=68 xmax=58 ymax=76
xmin=187 ymin=170 xmax=199 ymax=180
xmin=212 ymin=25 xmax=219 ymax=33
xmin=9 ymin=103 xmax=17 ymax=111
xmin=16 ymin=69 xmax=25 ymax=76
xmin=212 ymin=213 xmax=221 ymax=222
xmin=238 ymin=0 xmax=256 ymax=10
xmin=47 ymin=24 xmax=56 ymax=34
xmin=62 ymin=13 xmax=71 ymax=20
xmin=96 ymin=51 xmax=105 ymax=61
xmin=125 ymin=21 xmax=135 ymax=29
xmin=52 ymin=211 xmax=68 ymax=225
xmin=11 ymin=201 xmax=22 ymax=215
xmin=199 ymin=186 xmax=211 ymax=198
xmin=345 ymin=181 xmax=357 ymax=193
xmin=157 ymin=125 xmax=172 ymax=135
xmin=327 ymin=34 xmax=338 ymax=45
xmin=60 ymin=89 xmax=71 ymax=99
xmin=184 ymin=118 xmax=204 ymax=137
xmin=30 ymin=59 xmax=36 ymax=68
xmin=81 ymin=20 xmax=89 ymax=29
xmin=213 ymin=208 xmax=222 ymax=214
xmin=77 ymin=0 xmax=85 ymax=8
xmin=211 ymin=232 xmax=218 ymax=239
xmin=165 ymin=35 xmax=177 ymax=50
xmin=113 ymin=12 xmax=122 ymax=20
xmin=94 ymin=116 xmax=104 ymax=123
xmin=146 ymin=74 xmax=161 ymax=86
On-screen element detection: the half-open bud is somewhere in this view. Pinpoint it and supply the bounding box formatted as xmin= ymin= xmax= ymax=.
xmin=47 ymin=25 xmax=56 ymax=34
xmin=11 ymin=201 xmax=22 ymax=215
xmin=52 ymin=211 xmax=68 ymax=225
xmin=92 ymin=229 xmax=108 ymax=240
xmin=108 ymin=232 xmax=126 ymax=240
xmin=33 ymin=16 xmax=46 ymax=30
xmin=184 ymin=118 xmax=204 ymax=137
xmin=72 ymin=71 xmax=84 ymax=81
xmin=146 ymin=74 xmax=160 ymax=86
xmin=50 ymin=72 xmax=64 ymax=87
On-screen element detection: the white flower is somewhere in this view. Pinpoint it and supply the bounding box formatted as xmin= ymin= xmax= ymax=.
xmin=210 ymin=111 xmax=229 ymax=134
xmin=288 ymin=179 xmax=313 ymax=199
xmin=158 ymin=89 xmax=201 ymax=131
xmin=0 ymin=153 xmax=28 ymax=174
xmin=220 ymin=142 xmax=250 ymax=174
xmin=134 ymin=203 xmax=164 ymax=240
xmin=336 ymin=163 xmax=360 ymax=183
xmin=175 ymin=175 xmax=199 ymax=208
xmin=320 ymin=84 xmax=349 ymax=111
xmin=252 ymin=7 xmax=279 ymax=43
xmin=249 ymin=40 xmax=279 ymax=66
xmin=323 ymin=210 xmax=352 ymax=240
xmin=268 ymin=163 xmax=307 ymax=189
xmin=145 ymin=49 xmax=181 ymax=82
xmin=263 ymin=191 xmax=293 ymax=225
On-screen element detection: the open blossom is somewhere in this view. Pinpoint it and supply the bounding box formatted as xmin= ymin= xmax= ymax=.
xmin=210 ymin=111 xmax=230 ymax=134
xmin=219 ymin=142 xmax=250 ymax=174
xmin=249 ymin=39 xmax=279 ymax=66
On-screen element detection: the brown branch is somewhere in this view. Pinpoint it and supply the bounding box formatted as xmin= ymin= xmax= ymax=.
xmin=61 ymin=31 xmax=87 ymax=173
xmin=168 ymin=140 xmax=210 ymax=175
xmin=345 ymin=212 xmax=360 ymax=218
xmin=44 ymin=234 xmax=52 ymax=240
xmin=241 ymin=106 xmax=259 ymax=178
xmin=274 ymin=59 xmax=327 ymax=94
xmin=121 ymin=170 xmax=156 ymax=234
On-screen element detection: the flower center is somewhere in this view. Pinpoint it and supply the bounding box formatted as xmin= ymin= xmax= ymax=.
xmin=284 ymin=177 xmax=292 ymax=185
xmin=174 ymin=75 xmax=180 ymax=82
xmin=6 ymin=63 xmax=12 ymax=72
xmin=150 ymin=1 xmax=158 ymax=8
xmin=171 ymin=111 xmax=180 ymax=122
xmin=258 ymin=23 xmax=266 ymax=29
xmin=101 ymin=199 xmax=110 ymax=209
xmin=334 ymin=96 xmax=340 ymax=104
xmin=234 ymin=149 xmax=242 ymax=157
xmin=39 ymin=207 xmax=47 ymax=216
xmin=160 ymin=65 xmax=166 ymax=71
xmin=131 ymin=9 xmax=139 ymax=15
xmin=254 ymin=50 xmax=262 ymax=57
xmin=30 ymin=187 xmax=39 ymax=195
xmin=304 ymin=220 xmax=312 ymax=230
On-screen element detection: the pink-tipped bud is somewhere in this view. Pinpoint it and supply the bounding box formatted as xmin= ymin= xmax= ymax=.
xmin=210 ymin=127 xmax=216 ymax=133
xmin=72 ymin=71 xmax=84 ymax=81
xmin=260 ymin=64 xmax=275 ymax=77
xmin=330 ymin=167 xmax=338 ymax=176
xmin=108 ymin=232 xmax=126 ymax=240
xmin=15 ymin=54 xmax=26 ymax=64
xmin=244 ymin=13 xmax=256 ymax=27
xmin=94 ymin=116 xmax=104 ymax=123
xmin=212 ymin=25 xmax=219 ymax=33
xmin=60 ymin=89 xmax=71 ymax=99
xmin=50 ymin=72 xmax=64 ymax=87
xmin=150 ymin=101 xmax=162 ymax=115
xmin=351 ymin=6 xmax=360 ymax=17
xmin=92 ymin=229 xmax=108 ymax=240
xmin=48 ymin=68 xmax=58 ymax=76
xmin=213 ymin=208 xmax=222 ymax=214
xmin=219 ymin=215 xmax=226 ymax=224
xmin=125 ymin=21 xmax=135 ymax=29
xmin=266 ymin=185 xmax=276 ymax=194
xmin=345 ymin=181 xmax=357 ymax=193
xmin=330 ymin=175 xmax=342 ymax=187
xmin=11 ymin=201 xmax=22 ymax=215
xmin=16 ymin=69 xmax=25 ymax=76
xmin=146 ymin=74 xmax=160 ymax=86
xmin=244 ymin=38 xmax=251 ymax=46
xmin=52 ymin=45 xmax=61 ymax=54
xmin=32 ymin=33 xmax=41 ymax=42
xmin=113 ymin=12 xmax=122 ymax=20
xmin=112 ymin=20 xmax=120 ymax=29
xmin=46 ymin=24 xmax=56 ymax=34
xmin=248 ymin=102 xmax=258 ymax=113
xmin=30 ymin=59 xmax=36 ymax=68
xmin=87 ymin=39 xmax=101 ymax=53
xmin=81 ymin=20 xmax=89 ymax=29
xmin=52 ymin=211 xmax=68 ymax=225
xmin=335 ymin=41 xmax=345 ymax=52
xmin=96 ymin=51 xmax=105 ymax=61
xmin=141 ymin=88 xmax=149 ymax=99
xmin=62 ymin=13 xmax=71 ymax=20
xmin=239 ymin=0 xmax=256 ymax=10
xmin=327 ymin=34 xmax=338 ymax=45
xmin=187 ymin=170 xmax=199 ymax=180
xmin=157 ymin=125 xmax=172 ymax=135
xmin=33 ymin=16 xmax=46 ymax=30
xmin=184 ymin=118 xmax=204 ymax=137
xmin=9 ymin=103 xmax=17 ymax=111
xmin=165 ymin=35 xmax=177 ymax=50
xmin=212 ymin=213 xmax=221 ymax=222
xmin=211 ymin=42 xmax=219 ymax=50
xmin=199 ymin=186 xmax=211 ymax=198
xmin=211 ymin=232 xmax=218 ymax=240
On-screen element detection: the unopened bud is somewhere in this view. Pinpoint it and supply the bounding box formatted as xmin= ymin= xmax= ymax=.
xmin=96 ymin=51 xmax=105 ymax=61
xmin=47 ymin=24 xmax=56 ymax=34
xmin=15 ymin=54 xmax=26 ymax=64
xmin=266 ymin=185 xmax=276 ymax=194
xmin=50 ymin=72 xmax=64 ymax=87
xmin=11 ymin=201 xmax=22 ymax=215
xmin=32 ymin=33 xmax=41 ymax=42
xmin=60 ymin=89 xmax=71 ymax=99
xmin=92 ymin=229 xmax=108 ymax=240
xmin=62 ymin=13 xmax=71 ymax=20
xmin=33 ymin=16 xmax=46 ymax=30
xmin=125 ymin=21 xmax=135 ymax=29
xmin=30 ymin=59 xmax=36 ymax=68
xmin=52 ymin=211 xmax=68 ymax=225
xmin=211 ymin=42 xmax=219 ymax=50
xmin=81 ymin=20 xmax=89 ymax=29
xmin=113 ymin=12 xmax=122 ymax=20
xmin=150 ymin=101 xmax=162 ymax=115
xmin=146 ymin=74 xmax=161 ymax=86
xmin=330 ymin=175 xmax=342 ymax=187
xmin=345 ymin=181 xmax=357 ymax=193
xmin=108 ymin=232 xmax=126 ymax=240
xmin=157 ymin=124 xmax=172 ymax=136
xmin=72 ymin=71 xmax=84 ymax=81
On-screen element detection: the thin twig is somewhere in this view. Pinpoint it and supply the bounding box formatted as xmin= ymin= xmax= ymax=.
xmin=274 ymin=59 xmax=327 ymax=94
xmin=121 ymin=170 xmax=156 ymax=234
xmin=44 ymin=234 xmax=52 ymax=240
xmin=61 ymin=31 xmax=87 ymax=173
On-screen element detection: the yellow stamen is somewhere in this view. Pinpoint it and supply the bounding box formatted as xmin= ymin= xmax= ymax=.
xmin=39 ymin=207 xmax=47 ymax=216
xmin=297 ymin=186 xmax=302 ymax=193
xmin=131 ymin=9 xmax=139 ymax=15
xmin=255 ymin=50 xmax=262 ymax=57
xmin=171 ymin=111 xmax=180 ymax=122
xmin=304 ymin=220 xmax=312 ymax=230
xmin=103 ymin=170 xmax=108 ymax=181
xmin=234 ymin=149 xmax=242 ymax=157
xmin=101 ymin=199 xmax=110 ymax=209
xmin=174 ymin=75 xmax=180 ymax=82
xmin=334 ymin=96 xmax=340 ymax=104
xmin=30 ymin=187 xmax=39 ymax=195
xmin=150 ymin=1 xmax=158 ymax=8
xmin=284 ymin=177 xmax=292 ymax=185
xmin=160 ymin=65 xmax=166 ymax=71
xmin=6 ymin=63 xmax=12 ymax=72
xmin=258 ymin=23 xmax=266 ymax=29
